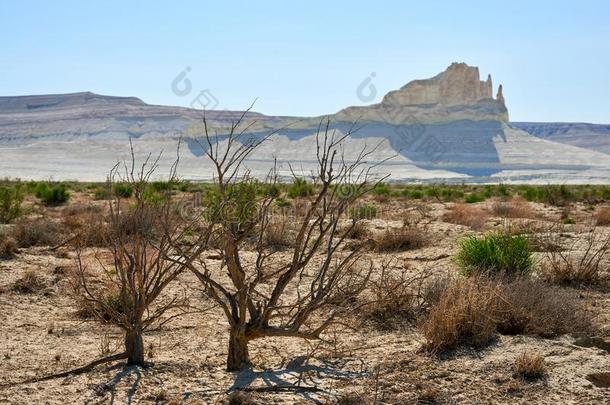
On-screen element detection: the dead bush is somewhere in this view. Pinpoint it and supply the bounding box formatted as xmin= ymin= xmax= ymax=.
xmin=375 ymin=228 xmax=427 ymax=252
xmin=10 ymin=218 xmax=61 ymax=248
xmin=540 ymin=227 xmax=610 ymax=285
xmin=491 ymin=197 xmax=535 ymax=219
xmin=362 ymin=268 xmax=439 ymax=329
xmin=497 ymin=278 xmax=593 ymax=337
xmin=60 ymin=206 xmax=109 ymax=247
xmin=262 ymin=221 xmax=294 ymax=249
xmin=514 ymin=351 xmax=545 ymax=380
xmin=12 ymin=269 xmax=47 ymax=293
xmin=596 ymin=207 xmax=610 ymax=226
xmin=422 ymin=275 xmax=591 ymax=353
xmin=342 ymin=221 xmax=369 ymax=240
xmin=0 ymin=235 xmax=18 ymax=259
xmin=421 ymin=276 xmax=501 ymax=353
xmin=443 ymin=203 xmax=488 ymax=230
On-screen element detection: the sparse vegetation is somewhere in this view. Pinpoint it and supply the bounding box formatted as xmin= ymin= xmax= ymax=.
xmin=12 ymin=269 xmax=46 ymax=294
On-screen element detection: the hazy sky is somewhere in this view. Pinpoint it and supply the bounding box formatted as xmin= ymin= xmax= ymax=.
xmin=1 ymin=0 xmax=609 ymax=123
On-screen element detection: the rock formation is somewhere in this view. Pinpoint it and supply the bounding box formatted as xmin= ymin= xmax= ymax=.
xmin=334 ymin=62 xmax=509 ymax=124
xmin=496 ymin=84 xmax=505 ymax=105
xmin=382 ymin=62 xmax=495 ymax=107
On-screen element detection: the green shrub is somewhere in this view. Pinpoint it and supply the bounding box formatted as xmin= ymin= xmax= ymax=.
xmin=456 ymin=231 xmax=534 ymax=277
xmin=94 ymin=187 xmax=112 ymax=200
xmin=406 ymin=190 xmax=424 ymax=199
xmin=274 ymin=197 xmax=291 ymax=208
xmin=113 ymin=183 xmax=134 ymax=198
xmin=257 ymin=183 xmax=281 ymax=198
xmin=204 ymin=182 xmax=258 ymax=229
xmin=150 ymin=181 xmax=174 ymax=193
xmin=34 ymin=183 xmax=70 ymax=205
xmin=349 ymin=203 xmax=377 ymax=220
xmin=373 ymin=182 xmax=391 ymax=196
xmin=464 ymin=193 xmax=485 ymax=204
xmin=0 ymin=185 xmax=24 ymax=223
xmin=287 ymin=178 xmax=313 ymax=198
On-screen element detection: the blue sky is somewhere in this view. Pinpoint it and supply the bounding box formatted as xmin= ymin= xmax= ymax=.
xmin=1 ymin=0 xmax=609 ymax=123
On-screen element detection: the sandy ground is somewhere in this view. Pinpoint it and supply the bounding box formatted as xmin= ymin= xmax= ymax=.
xmin=1 ymin=197 xmax=610 ymax=404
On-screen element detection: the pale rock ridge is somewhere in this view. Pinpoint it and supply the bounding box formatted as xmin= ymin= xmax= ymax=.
xmin=334 ymin=62 xmax=509 ymax=125
xmin=382 ymin=62 xmax=495 ymax=107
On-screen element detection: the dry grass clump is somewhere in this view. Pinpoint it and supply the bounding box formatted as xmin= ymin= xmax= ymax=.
xmin=596 ymin=207 xmax=610 ymax=226
xmin=342 ymin=221 xmax=370 ymax=240
xmin=443 ymin=203 xmax=488 ymax=230
xmin=491 ymin=197 xmax=535 ymax=219
xmin=73 ymin=284 xmax=126 ymax=323
xmin=362 ymin=268 xmax=441 ymax=329
xmin=421 ymin=276 xmax=501 ymax=353
xmin=497 ymin=279 xmax=593 ymax=337
xmin=262 ymin=221 xmax=294 ymax=249
xmin=12 ymin=269 xmax=47 ymax=293
xmin=421 ymin=276 xmax=593 ymax=353
xmin=10 ymin=218 xmax=61 ymax=248
xmin=0 ymin=234 xmax=18 ymax=259
xmin=514 ymin=351 xmax=545 ymax=380
xmin=374 ymin=228 xmax=427 ymax=252
xmin=61 ymin=205 xmax=108 ymax=247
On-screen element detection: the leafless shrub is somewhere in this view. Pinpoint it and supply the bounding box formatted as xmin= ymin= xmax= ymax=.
xmin=12 ymin=269 xmax=47 ymax=294
xmin=10 ymin=218 xmax=61 ymax=248
xmin=514 ymin=351 xmax=545 ymax=380
xmin=179 ymin=115 xmax=382 ymax=371
xmin=540 ymin=226 xmax=610 ymax=285
xmin=362 ymin=266 xmax=438 ymax=329
xmin=443 ymin=203 xmax=488 ymax=230
xmin=596 ymin=207 xmax=610 ymax=226
xmin=374 ymin=228 xmax=427 ymax=252
xmin=71 ymin=146 xmax=203 ymax=366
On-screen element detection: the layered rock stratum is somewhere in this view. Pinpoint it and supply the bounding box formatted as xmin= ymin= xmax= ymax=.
xmin=0 ymin=63 xmax=608 ymax=182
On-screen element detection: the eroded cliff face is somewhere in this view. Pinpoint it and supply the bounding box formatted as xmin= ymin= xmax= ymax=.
xmin=334 ymin=62 xmax=509 ymax=125
xmin=383 ymin=62 xmax=494 ymax=107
